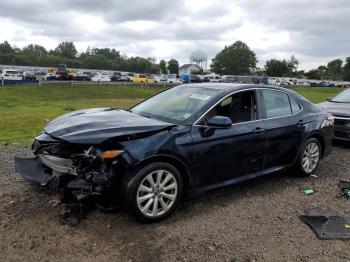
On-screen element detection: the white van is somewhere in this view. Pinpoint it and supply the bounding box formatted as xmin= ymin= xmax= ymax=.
xmin=0 ymin=69 xmax=22 ymax=80
xmin=167 ymin=74 xmax=182 ymax=84
xmin=204 ymin=74 xmax=222 ymax=82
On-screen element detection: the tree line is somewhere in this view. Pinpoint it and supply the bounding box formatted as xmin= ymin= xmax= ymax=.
xmin=210 ymin=40 xmax=350 ymax=81
xmin=0 ymin=41 xmax=179 ymax=74
xmin=0 ymin=40 xmax=349 ymax=80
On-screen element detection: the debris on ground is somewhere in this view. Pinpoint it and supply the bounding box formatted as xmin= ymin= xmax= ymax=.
xmin=339 ymin=180 xmax=350 ymax=198
xmin=303 ymin=188 xmax=316 ymax=195
xmin=49 ymin=198 xmax=61 ymax=207
xmin=301 ymin=208 xmax=350 ymax=240
xmin=58 ymin=199 xmax=94 ymax=227
xmin=1 ymin=146 xmax=350 ymax=261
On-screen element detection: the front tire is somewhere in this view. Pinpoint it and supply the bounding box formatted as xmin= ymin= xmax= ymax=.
xmin=125 ymin=162 xmax=183 ymax=223
xmin=295 ymin=138 xmax=321 ymax=176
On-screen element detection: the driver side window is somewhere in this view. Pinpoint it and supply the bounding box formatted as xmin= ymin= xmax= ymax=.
xmin=200 ymin=90 xmax=257 ymax=125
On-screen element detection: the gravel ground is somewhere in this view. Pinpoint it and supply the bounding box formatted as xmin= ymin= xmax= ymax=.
xmin=0 ymin=144 xmax=350 ymax=262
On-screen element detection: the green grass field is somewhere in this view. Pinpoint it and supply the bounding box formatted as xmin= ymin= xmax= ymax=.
xmin=0 ymin=84 xmax=344 ymax=144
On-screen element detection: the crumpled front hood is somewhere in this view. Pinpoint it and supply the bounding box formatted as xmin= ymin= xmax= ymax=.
xmin=44 ymin=108 xmax=173 ymax=144
xmin=318 ymin=101 xmax=350 ymax=117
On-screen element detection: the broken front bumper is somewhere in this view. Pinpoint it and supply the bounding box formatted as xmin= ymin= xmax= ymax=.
xmin=14 ymin=157 xmax=53 ymax=186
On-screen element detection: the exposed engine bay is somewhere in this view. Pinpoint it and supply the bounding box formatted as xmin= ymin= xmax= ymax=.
xmin=15 ymin=138 xmax=128 ymax=225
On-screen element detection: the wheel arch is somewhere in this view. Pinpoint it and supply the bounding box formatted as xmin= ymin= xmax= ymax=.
xmin=304 ymin=132 xmax=325 ymax=158
xmin=133 ymin=154 xmax=193 ymax=195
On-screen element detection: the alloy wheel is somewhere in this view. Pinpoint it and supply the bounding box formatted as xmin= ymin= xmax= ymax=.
xmin=136 ymin=170 xmax=178 ymax=217
xmin=302 ymin=142 xmax=320 ymax=173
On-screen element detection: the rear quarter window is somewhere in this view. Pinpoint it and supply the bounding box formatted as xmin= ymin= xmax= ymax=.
xmin=290 ymin=96 xmax=302 ymax=114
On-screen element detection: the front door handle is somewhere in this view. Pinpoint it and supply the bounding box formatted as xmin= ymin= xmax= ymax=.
xmin=253 ymin=127 xmax=266 ymax=133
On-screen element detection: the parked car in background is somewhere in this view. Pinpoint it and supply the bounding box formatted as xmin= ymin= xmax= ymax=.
xmin=118 ymin=74 xmax=130 ymax=82
xmin=34 ymin=70 xmax=47 ymax=76
xmin=111 ymin=72 xmax=121 ymax=82
xmin=130 ymin=74 xmax=156 ymax=83
xmin=167 ymin=74 xmax=182 ymax=84
xmin=318 ymin=88 xmax=350 ymax=141
xmin=222 ymin=75 xmax=236 ymax=83
xmin=336 ymin=82 xmax=350 ymax=88
xmin=91 ymin=73 xmax=111 ymax=82
xmin=317 ymin=82 xmax=335 ymax=87
xmin=22 ymin=71 xmax=36 ymax=80
xmin=73 ymin=72 xmax=92 ymax=81
xmin=180 ymin=74 xmax=203 ymax=83
xmin=190 ymin=75 xmax=202 ymax=83
xmin=0 ymin=69 xmax=22 ymax=80
xmin=43 ymin=72 xmax=59 ymax=80
xmin=15 ymin=84 xmax=333 ymax=223
xmin=154 ymin=75 xmax=168 ymax=82
xmin=204 ymin=74 xmax=222 ymax=83
xmin=296 ymin=81 xmax=310 ymax=87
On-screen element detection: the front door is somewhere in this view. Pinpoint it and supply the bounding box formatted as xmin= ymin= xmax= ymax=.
xmin=191 ymin=90 xmax=267 ymax=189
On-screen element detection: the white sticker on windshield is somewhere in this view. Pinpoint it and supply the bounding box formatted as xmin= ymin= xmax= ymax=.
xmin=190 ymin=94 xmax=211 ymax=100
xmin=183 ymin=113 xmax=191 ymax=118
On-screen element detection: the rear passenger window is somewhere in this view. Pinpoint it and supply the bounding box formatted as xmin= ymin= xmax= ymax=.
xmin=290 ymin=97 xmax=301 ymax=114
xmin=262 ymin=90 xmax=291 ymax=118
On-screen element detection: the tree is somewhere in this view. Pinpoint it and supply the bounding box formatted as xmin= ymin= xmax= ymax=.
xmin=90 ymin=47 xmax=121 ymax=60
xmin=167 ymin=59 xmax=179 ymax=74
xmin=0 ymin=41 xmax=14 ymax=54
xmin=264 ymin=59 xmax=290 ymax=77
xmin=343 ymin=57 xmax=350 ymax=81
xmin=288 ymin=55 xmax=299 ymax=77
xmin=53 ymin=42 xmax=77 ymax=59
xmin=159 ymin=60 xmax=167 ymax=74
xmin=305 ymin=66 xmax=327 ymax=80
xmin=22 ymin=44 xmax=47 ymax=56
xmin=305 ymin=69 xmax=320 ymax=80
xmin=326 ymin=59 xmax=343 ymax=80
xmin=264 ymin=56 xmax=299 ymax=77
xmin=210 ymin=41 xmax=257 ymax=75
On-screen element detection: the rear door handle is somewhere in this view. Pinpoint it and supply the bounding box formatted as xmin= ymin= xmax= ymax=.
xmin=298 ymin=120 xmax=308 ymax=125
xmin=253 ymin=127 xmax=266 ymax=133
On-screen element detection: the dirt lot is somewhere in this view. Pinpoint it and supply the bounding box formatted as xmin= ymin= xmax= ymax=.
xmin=0 ymin=144 xmax=349 ymax=262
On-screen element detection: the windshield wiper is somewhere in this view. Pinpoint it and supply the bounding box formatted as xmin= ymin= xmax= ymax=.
xmin=330 ymin=100 xmax=350 ymax=103
xmin=136 ymin=112 xmax=152 ymax=119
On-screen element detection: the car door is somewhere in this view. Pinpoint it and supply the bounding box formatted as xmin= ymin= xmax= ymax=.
xmin=259 ymin=89 xmax=306 ymax=171
xmin=191 ymin=90 xmax=267 ymax=189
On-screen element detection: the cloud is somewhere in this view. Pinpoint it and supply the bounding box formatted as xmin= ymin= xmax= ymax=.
xmin=0 ymin=0 xmax=349 ymax=69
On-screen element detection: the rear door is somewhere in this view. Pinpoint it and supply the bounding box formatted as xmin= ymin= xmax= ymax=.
xmin=259 ymin=89 xmax=306 ymax=171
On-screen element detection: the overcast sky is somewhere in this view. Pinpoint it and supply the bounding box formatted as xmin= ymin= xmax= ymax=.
xmin=0 ymin=0 xmax=349 ymax=70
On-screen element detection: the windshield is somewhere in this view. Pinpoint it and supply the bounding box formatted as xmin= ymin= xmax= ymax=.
xmin=331 ymin=88 xmax=350 ymax=103
xmin=131 ymin=86 xmax=219 ymax=123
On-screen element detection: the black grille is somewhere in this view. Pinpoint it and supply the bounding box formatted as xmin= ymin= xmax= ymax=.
xmin=334 ymin=118 xmax=349 ymax=125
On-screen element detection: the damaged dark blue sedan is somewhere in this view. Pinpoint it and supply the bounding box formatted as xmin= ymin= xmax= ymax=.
xmin=15 ymin=84 xmax=334 ymax=222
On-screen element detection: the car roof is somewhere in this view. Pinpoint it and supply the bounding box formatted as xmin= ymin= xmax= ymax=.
xmin=179 ymin=83 xmax=289 ymax=93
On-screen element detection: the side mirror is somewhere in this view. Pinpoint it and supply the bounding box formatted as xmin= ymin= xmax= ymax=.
xmin=326 ymin=97 xmax=333 ymax=101
xmin=207 ymin=116 xmax=232 ymax=128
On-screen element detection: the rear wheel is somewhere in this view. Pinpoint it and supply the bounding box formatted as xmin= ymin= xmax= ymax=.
xmin=125 ymin=162 xmax=183 ymax=223
xmin=295 ymin=138 xmax=321 ymax=176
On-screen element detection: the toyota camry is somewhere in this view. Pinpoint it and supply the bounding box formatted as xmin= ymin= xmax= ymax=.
xmin=15 ymin=84 xmax=334 ymax=222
